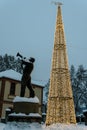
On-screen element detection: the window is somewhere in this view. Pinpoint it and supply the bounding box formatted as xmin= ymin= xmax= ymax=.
xmin=10 ymin=82 xmax=16 ymax=95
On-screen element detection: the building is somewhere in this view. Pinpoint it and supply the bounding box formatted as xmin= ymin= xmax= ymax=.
xmin=0 ymin=69 xmax=44 ymax=119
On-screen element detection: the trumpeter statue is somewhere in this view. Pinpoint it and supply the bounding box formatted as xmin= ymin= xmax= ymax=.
xmin=16 ymin=52 xmax=35 ymax=98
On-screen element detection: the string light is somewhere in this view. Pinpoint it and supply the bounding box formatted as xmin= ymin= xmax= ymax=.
xmin=46 ymin=4 xmax=76 ymax=125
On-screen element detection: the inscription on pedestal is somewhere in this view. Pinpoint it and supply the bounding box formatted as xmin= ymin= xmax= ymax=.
xmin=14 ymin=102 xmax=39 ymax=114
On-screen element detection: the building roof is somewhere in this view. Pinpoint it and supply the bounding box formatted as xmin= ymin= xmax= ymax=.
xmin=0 ymin=69 xmax=45 ymax=87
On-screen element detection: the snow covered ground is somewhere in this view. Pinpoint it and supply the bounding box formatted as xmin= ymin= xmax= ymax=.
xmin=0 ymin=122 xmax=87 ymax=130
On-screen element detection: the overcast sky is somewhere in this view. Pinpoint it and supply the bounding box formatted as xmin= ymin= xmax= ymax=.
xmin=0 ymin=0 xmax=87 ymax=83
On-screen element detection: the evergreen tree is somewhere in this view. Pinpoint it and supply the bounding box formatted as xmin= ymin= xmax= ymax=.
xmin=0 ymin=55 xmax=4 ymax=71
xmin=44 ymin=79 xmax=50 ymax=103
xmin=0 ymin=54 xmax=22 ymax=73
xmin=70 ymin=65 xmax=87 ymax=115
xmin=15 ymin=58 xmax=22 ymax=74
xmin=3 ymin=54 xmax=10 ymax=69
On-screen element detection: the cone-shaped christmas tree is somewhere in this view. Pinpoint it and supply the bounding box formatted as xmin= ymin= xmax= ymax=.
xmin=46 ymin=4 xmax=76 ymax=125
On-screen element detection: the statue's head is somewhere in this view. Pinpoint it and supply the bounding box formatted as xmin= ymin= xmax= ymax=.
xmin=29 ymin=57 xmax=35 ymax=63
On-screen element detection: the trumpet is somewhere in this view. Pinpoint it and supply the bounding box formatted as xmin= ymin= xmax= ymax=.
xmin=16 ymin=52 xmax=23 ymax=59
xmin=16 ymin=52 xmax=35 ymax=63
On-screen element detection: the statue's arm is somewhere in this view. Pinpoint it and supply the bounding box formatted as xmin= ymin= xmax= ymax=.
xmin=21 ymin=59 xmax=31 ymax=66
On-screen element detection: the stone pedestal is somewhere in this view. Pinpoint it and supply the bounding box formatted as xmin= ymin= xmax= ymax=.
xmin=7 ymin=96 xmax=42 ymax=123
xmin=14 ymin=102 xmax=39 ymax=114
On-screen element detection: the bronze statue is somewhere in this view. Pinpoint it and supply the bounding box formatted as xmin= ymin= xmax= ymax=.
xmin=16 ymin=52 xmax=35 ymax=98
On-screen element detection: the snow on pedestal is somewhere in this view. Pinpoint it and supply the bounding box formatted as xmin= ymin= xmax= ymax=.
xmin=7 ymin=96 xmax=42 ymax=123
xmin=9 ymin=112 xmax=41 ymax=118
xmin=13 ymin=96 xmax=40 ymax=114
xmin=13 ymin=96 xmax=40 ymax=103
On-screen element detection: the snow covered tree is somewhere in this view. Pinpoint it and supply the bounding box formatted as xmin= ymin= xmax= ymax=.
xmin=43 ymin=79 xmax=50 ymax=104
xmin=45 ymin=79 xmax=50 ymax=102
xmin=15 ymin=58 xmax=23 ymax=74
xmin=0 ymin=54 xmax=22 ymax=73
xmin=0 ymin=55 xmax=4 ymax=71
xmin=3 ymin=54 xmax=10 ymax=69
xmin=70 ymin=65 xmax=87 ymax=114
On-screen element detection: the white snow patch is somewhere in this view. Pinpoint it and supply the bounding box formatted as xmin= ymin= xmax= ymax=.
xmin=0 ymin=69 xmax=21 ymax=81
xmin=9 ymin=112 xmax=41 ymax=117
xmin=0 ymin=69 xmax=46 ymax=86
xmin=0 ymin=123 xmax=5 ymax=130
xmin=29 ymin=113 xmax=41 ymax=117
xmin=5 ymin=108 xmax=11 ymax=112
xmin=13 ymin=96 xmax=39 ymax=103
xmin=9 ymin=112 xmax=26 ymax=117
xmin=0 ymin=122 xmax=87 ymax=130
xmin=44 ymin=123 xmax=87 ymax=130
xmin=83 ymin=109 xmax=87 ymax=113
xmin=42 ymin=113 xmax=46 ymax=116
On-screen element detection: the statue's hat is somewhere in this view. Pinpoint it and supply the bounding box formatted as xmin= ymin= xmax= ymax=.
xmin=29 ymin=57 xmax=35 ymax=63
